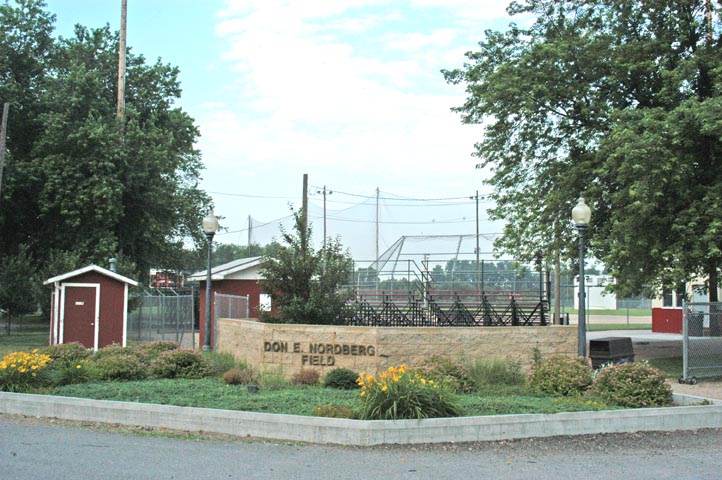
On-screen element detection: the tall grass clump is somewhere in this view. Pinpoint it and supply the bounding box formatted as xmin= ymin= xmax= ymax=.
xmin=467 ymin=357 xmax=523 ymax=387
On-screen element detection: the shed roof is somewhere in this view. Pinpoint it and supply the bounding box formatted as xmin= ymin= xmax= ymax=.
xmin=189 ymin=256 xmax=263 ymax=281
xmin=44 ymin=264 xmax=139 ymax=286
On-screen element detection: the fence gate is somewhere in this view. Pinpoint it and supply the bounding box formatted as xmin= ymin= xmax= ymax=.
xmin=213 ymin=293 xmax=250 ymax=349
xmin=681 ymin=302 xmax=722 ymax=383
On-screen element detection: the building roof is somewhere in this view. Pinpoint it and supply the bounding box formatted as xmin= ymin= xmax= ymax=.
xmin=44 ymin=265 xmax=139 ymax=286
xmin=189 ymin=256 xmax=263 ymax=281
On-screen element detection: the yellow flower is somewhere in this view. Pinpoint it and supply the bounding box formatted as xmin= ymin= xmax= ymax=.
xmin=32 ymin=349 xmax=39 ymax=354
xmin=18 ymin=366 xmax=27 ymax=373
xmin=76 ymin=365 xmax=82 ymax=369
xmin=360 ymin=391 xmax=366 ymax=397
xmin=420 ymin=378 xmax=427 ymax=384
xmin=381 ymin=385 xmax=388 ymax=392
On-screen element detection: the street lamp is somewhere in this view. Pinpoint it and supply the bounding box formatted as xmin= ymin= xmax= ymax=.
xmin=572 ymin=196 xmax=591 ymax=357
xmin=202 ymin=210 xmax=219 ymax=351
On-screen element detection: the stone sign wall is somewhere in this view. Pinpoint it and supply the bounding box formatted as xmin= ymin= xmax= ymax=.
xmin=217 ymin=318 xmax=577 ymax=378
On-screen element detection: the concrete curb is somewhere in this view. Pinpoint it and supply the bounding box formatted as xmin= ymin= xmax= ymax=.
xmin=1 ymin=392 xmax=722 ymax=446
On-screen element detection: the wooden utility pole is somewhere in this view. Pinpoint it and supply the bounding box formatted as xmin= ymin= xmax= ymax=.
xmin=247 ymin=215 xmax=252 ymax=257
xmin=302 ymin=173 xmax=308 ymax=255
xmin=0 ymin=103 xmax=9 ymax=201
xmin=375 ymin=187 xmax=380 ymax=263
xmin=553 ymin=215 xmax=561 ymax=324
xmin=317 ymin=185 xmax=333 ymax=247
xmin=117 ymin=0 xmax=127 ymax=120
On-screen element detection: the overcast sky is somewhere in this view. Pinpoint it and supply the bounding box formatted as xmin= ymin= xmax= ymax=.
xmin=44 ymin=0 xmax=518 ymax=256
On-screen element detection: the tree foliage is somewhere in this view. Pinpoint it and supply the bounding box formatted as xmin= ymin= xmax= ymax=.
xmin=444 ymin=0 xmax=722 ymax=297
xmin=259 ymin=210 xmax=353 ymax=325
xmin=0 ymin=0 xmax=210 ymax=289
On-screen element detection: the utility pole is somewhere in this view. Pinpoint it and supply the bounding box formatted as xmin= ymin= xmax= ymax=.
xmin=117 ymin=0 xmax=127 ymax=120
xmin=317 ymin=185 xmax=333 ymax=248
xmin=247 ymin=215 xmax=252 ymax=257
xmin=470 ymin=191 xmax=480 ymax=292
xmin=301 ymin=173 xmax=308 ymax=255
xmin=375 ymin=187 xmax=380 ymax=264
xmin=553 ymin=215 xmax=561 ymax=324
xmin=0 ymin=103 xmax=9 ymax=201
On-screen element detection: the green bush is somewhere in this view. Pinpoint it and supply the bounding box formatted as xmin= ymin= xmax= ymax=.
xmin=91 ymin=353 xmax=148 ymax=381
xmin=313 ymin=404 xmax=356 ymax=418
xmin=356 ymin=364 xmax=461 ymax=420
xmin=135 ymin=341 xmax=179 ymax=358
xmin=41 ymin=343 xmax=92 ymax=364
xmin=150 ymin=349 xmax=211 ymax=379
xmin=417 ymin=355 xmax=474 ymax=393
xmin=322 ymin=368 xmax=360 ymax=390
xmin=204 ymin=351 xmax=239 ymax=377
xmin=589 ymin=361 xmax=672 ymax=408
xmin=93 ymin=344 xmax=150 ymax=364
xmin=291 ymin=368 xmax=320 ymax=386
xmin=467 ymin=357 xmax=523 ymax=387
xmin=223 ymin=367 xmax=256 ymax=385
xmin=528 ymin=355 xmax=593 ymax=396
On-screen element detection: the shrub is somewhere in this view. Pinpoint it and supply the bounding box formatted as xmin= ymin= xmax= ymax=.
xmin=291 ymin=368 xmax=320 ymax=386
xmin=205 ymin=351 xmax=239 ymax=377
xmin=0 ymin=350 xmax=53 ymax=392
xmin=223 ymin=367 xmax=257 ymax=385
xmin=323 ymin=368 xmax=360 ymax=390
xmin=356 ymin=364 xmax=461 ymax=420
xmin=93 ymin=344 xmax=149 ymax=364
xmin=527 ymin=355 xmax=593 ymax=396
xmin=41 ymin=343 xmax=92 ymax=364
xmin=90 ymin=353 xmax=148 ymax=381
xmin=417 ymin=355 xmax=474 ymax=393
xmin=588 ymin=361 xmax=672 ymax=408
xmin=135 ymin=341 xmax=179 ymax=358
xmin=150 ymin=349 xmax=212 ymax=379
xmin=467 ymin=357 xmax=523 ymax=387
xmin=313 ymin=404 xmax=356 ymax=418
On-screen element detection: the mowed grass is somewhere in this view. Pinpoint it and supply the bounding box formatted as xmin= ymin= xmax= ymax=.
xmin=52 ymin=380 xmax=616 ymax=417
xmin=587 ymin=323 xmax=652 ymax=331
xmin=0 ymin=329 xmax=49 ymax=356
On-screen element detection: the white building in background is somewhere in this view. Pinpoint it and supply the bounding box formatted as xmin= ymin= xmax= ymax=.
xmin=573 ymin=275 xmax=617 ymax=310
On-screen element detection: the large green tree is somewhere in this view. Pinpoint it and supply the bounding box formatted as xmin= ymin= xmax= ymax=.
xmin=259 ymin=210 xmax=353 ymax=325
xmin=0 ymin=1 xmax=210 ymax=286
xmin=444 ymin=0 xmax=722 ymax=298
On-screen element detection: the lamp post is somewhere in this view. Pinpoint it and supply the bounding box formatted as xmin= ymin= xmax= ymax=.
xmin=572 ymin=197 xmax=591 ymax=357
xmin=202 ymin=210 xmax=219 ymax=351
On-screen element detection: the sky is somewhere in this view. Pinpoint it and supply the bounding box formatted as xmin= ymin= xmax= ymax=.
xmin=43 ymin=0 xmax=520 ymax=259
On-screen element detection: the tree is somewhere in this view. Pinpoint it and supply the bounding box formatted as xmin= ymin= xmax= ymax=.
xmin=213 ymin=242 xmax=277 ymax=267
xmin=0 ymin=1 xmax=210 ymax=286
xmin=444 ymin=0 xmax=722 ymax=298
xmin=0 ymin=245 xmax=37 ymax=333
xmin=259 ymin=210 xmax=353 ymax=325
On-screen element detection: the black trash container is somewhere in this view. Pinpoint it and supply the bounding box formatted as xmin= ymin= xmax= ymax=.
xmin=688 ymin=312 xmax=704 ymax=337
xmin=589 ymin=337 xmax=635 ymax=369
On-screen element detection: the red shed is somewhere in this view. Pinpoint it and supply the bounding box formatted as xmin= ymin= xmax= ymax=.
xmin=44 ymin=265 xmax=138 ymax=350
xmin=190 ymin=257 xmax=275 ymax=346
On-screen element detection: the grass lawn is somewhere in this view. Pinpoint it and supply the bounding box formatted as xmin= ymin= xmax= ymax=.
xmin=0 ymin=329 xmax=48 ymax=356
xmin=565 ymin=309 xmax=652 ymax=316
xmin=587 ymin=323 xmax=652 ymax=331
xmin=647 ymin=357 xmax=682 ymax=379
xmin=52 ymin=379 xmax=618 ymax=417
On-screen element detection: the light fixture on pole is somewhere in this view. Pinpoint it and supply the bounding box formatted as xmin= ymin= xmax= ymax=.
xmin=202 ymin=209 xmax=219 ymax=351
xmin=572 ymin=196 xmax=591 ymax=357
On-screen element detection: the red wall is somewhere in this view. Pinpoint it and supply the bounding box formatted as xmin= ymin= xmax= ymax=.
xmin=198 ymin=279 xmax=275 ymax=348
xmin=62 ymin=271 xmax=128 ymax=349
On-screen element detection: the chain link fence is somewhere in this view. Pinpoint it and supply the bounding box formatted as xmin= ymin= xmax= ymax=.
xmin=213 ymin=293 xmax=250 ymax=349
xmin=127 ymin=291 xmax=196 ymax=348
xmin=681 ymin=302 xmax=722 ymax=383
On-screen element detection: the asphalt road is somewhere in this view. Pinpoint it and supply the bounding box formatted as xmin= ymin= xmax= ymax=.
xmin=2 ymin=415 xmax=722 ymax=480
